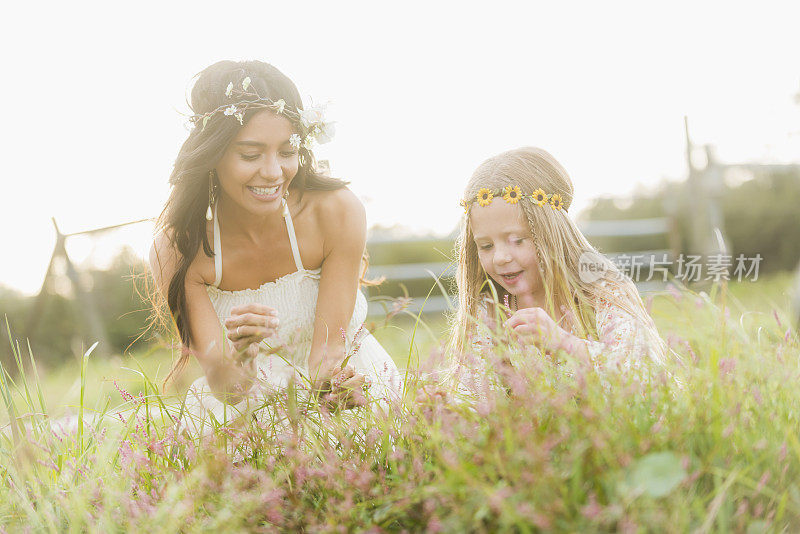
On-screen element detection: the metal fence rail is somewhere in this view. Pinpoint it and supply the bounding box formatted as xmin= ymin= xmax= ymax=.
xmin=363 ymin=216 xmax=679 ymax=317
xmin=579 ymin=217 xmax=672 ymax=238
xmin=364 ymin=259 xmax=455 ymax=317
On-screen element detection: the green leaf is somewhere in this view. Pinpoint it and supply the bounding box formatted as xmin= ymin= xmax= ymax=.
xmin=621 ymin=451 xmax=687 ymax=498
xmin=242 ymin=76 xmax=251 ymax=91
xmin=202 ymin=115 xmax=210 ymax=131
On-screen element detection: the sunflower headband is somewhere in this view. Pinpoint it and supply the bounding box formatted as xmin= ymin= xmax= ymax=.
xmin=460 ymin=186 xmax=567 ymax=213
xmin=188 ymin=76 xmax=335 ymax=150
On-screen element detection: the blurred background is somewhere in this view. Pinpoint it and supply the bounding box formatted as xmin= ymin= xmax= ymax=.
xmin=1 ymin=1 xmax=798 ymax=380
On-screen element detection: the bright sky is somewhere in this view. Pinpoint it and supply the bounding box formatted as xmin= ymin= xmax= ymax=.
xmin=1 ymin=1 xmax=798 ymax=295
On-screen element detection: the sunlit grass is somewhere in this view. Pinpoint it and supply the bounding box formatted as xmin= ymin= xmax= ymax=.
xmin=0 ymin=273 xmax=798 ymax=531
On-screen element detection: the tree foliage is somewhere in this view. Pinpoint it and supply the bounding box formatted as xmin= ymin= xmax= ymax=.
xmin=1 ymin=248 xmax=152 ymax=370
xmin=581 ymin=170 xmax=800 ymax=273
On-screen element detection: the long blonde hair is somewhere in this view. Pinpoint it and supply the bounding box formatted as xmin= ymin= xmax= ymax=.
xmin=450 ymin=147 xmax=665 ymax=362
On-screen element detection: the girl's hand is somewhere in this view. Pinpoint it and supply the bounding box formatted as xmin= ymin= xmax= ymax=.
xmin=504 ymin=307 xmax=572 ymax=354
xmin=224 ymin=304 xmax=279 ymax=362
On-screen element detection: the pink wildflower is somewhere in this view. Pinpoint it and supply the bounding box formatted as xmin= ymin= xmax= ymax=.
xmin=489 ymin=487 xmax=512 ymax=514
xmin=735 ymin=499 xmax=749 ymax=518
xmin=294 ymin=466 xmax=307 ymax=487
xmin=686 ymin=343 xmax=699 ymax=364
xmin=113 ymin=380 xmax=134 ymax=402
xmin=754 ymin=502 xmax=764 ymax=517
xmin=773 ymin=309 xmax=783 ymax=328
xmin=756 ymin=471 xmax=770 ymax=492
xmin=685 ymin=469 xmax=702 ymax=485
xmin=147 ymin=437 xmax=165 ymax=455
xmin=514 ymin=502 xmax=553 ymax=530
xmin=119 ymin=440 xmax=133 ymax=466
xmin=427 ymin=516 xmax=443 ymax=533
xmin=718 ymin=358 xmax=736 ymax=377
xmin=650 ymin=418 xmax=663 ymax=434
xmin=722 ymin=423 xmax=735 ymax=438
xmin=581 ymin=493 xmax=603 ymax=520
xmin=387 ymin=296 xmax=411 ymax=320
xmin=365 ymin=427 xmax=381 ymax=449
xmin=619 ymin=516 xmax=638 ymax=534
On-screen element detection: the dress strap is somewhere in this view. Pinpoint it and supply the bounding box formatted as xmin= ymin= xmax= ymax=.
xmin=282 ymin=199 xmax=305 ymax=271
xmin=212 ymin=202 xmax=222 ymax=288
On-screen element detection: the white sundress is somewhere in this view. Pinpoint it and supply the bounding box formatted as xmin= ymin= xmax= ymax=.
xmin=182 ymin=200 xmax=403 ymax=434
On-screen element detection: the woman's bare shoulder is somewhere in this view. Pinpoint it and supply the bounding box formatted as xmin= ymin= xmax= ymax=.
xmin=149 ymin=227 xmax=215 ymax=294
xmin=302 ymin=187 xmax=364 ymax=220
xmin=300 ymin=187 xmax=366 ymax=253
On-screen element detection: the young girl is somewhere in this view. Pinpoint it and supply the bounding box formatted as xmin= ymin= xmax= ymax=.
xmin=451 ymin=147 xmax=667 ymax=374
xmin=150 ymin=60 xmax=401 ymax=430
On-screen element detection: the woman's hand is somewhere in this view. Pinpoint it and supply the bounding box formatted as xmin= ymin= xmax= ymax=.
xmin=324 ymin=364 xmax=368 ymax=409
xmin=308 ymin=357 xmax=368 ymax=410
xmin=504 ymin=307 xmax=573 ymax=354
xmin=223 ymin=304 xmax=279 ymax=363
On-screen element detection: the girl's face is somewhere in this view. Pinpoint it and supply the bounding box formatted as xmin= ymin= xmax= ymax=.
xmin=470 ymin=199 xmax=543 ymax=299
xmin=215 ymin=110 xmax=300 ymax=216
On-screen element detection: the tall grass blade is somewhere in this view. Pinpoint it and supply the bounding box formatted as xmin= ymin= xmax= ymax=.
xmin=77 ymin=341 xmax=99 ymax=454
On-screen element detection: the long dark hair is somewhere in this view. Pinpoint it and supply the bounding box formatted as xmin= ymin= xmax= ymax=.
xmin=154 ymin=60 xmax=347 ymax=381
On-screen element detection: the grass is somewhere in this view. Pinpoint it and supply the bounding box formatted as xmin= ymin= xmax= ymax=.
xmin=0 ymin=273 xmax=798 ymax=532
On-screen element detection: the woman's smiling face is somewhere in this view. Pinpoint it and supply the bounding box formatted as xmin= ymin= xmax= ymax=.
xmin=470 ymin=200 xmax=543 ymax=299
xmin=215 ymin=110 xmax=300 ymax=215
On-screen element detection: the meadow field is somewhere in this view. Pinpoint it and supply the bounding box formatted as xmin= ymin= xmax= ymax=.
xmin=1 ymin=273 xmax=798 ymax=532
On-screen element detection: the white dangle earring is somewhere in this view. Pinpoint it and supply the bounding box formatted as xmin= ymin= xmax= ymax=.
xmin=205 ymin=170 xmax=217 ymax=221
xmin=281 ymin=189 xmax=290 ymax=216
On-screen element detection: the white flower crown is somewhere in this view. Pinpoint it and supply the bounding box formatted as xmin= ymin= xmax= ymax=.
xmin=189 ymin=77 xmax=335 ymax=150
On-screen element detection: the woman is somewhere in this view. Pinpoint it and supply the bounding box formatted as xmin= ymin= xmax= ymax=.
xmin=150 ymin=60 xmax=401 ymax=429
